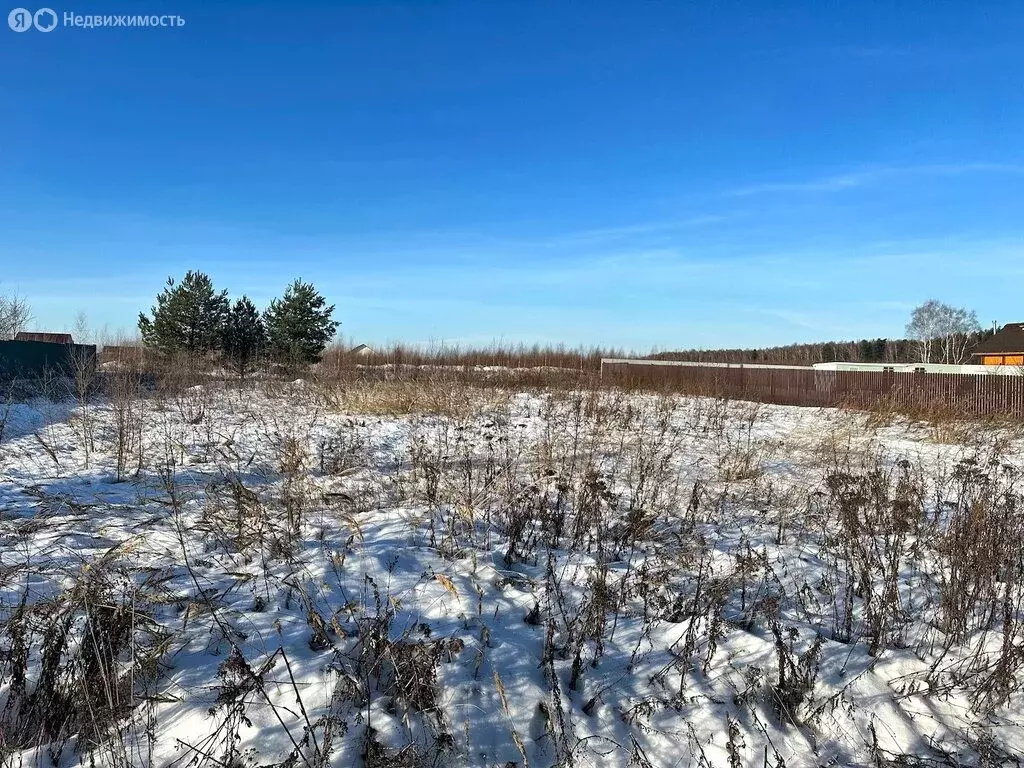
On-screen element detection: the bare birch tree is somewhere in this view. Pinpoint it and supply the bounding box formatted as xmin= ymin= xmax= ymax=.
xmin=0 ymin=290 xmax=32 ymax=339
xmin=906 ymin=300 xmax=981 ymax=364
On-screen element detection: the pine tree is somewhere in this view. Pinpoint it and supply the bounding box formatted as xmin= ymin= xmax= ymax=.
xmin=222 ymin=296 xmax=266 ymax=377
xmin=857 ymin=339 xmax=872 ymax=362
xmin=872 ymin=338 xmax=888 ymax=362
xmin=263 ymin=279 xmax=339 ymax=366
xmin=138 ymin=271 xmax=230 ymax=358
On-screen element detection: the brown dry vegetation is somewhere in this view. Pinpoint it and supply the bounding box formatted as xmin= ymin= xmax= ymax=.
xmin=2 ymin=357 xmax=1024 ymax=766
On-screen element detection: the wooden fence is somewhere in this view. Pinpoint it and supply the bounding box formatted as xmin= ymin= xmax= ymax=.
xmin=600 ymin=359 xmax=1024 ymax=418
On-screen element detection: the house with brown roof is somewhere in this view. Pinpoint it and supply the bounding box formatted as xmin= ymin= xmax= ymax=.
xmin=14 ymin=331 xmax=74 ymax=344
xmin=972 ymin=323 xmax=1024 ymax=366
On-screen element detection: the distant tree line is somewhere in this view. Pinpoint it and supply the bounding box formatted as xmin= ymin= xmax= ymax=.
xmin=650 ymin=339 xmax=921 ymax=365
xmin=652 ymin=300 xmax=996 ymax=366
xmin=137 ymin=271 xmax=339 ymax=374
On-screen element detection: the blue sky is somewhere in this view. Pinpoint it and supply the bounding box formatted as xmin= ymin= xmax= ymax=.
xmin=2 ymin=1 xmax=1023 ymax=351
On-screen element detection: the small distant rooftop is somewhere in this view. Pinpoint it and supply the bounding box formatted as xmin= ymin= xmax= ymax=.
xmin=14 ymin=331 xmax=74 ymax=344
xmin=350 ymin=344 xmax=374 ymax=356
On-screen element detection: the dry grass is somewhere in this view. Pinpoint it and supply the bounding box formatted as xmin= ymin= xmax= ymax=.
xmin=4 ymin=366 xmax=1024 ymax=766
xmin=319 ymin=340 xmax=622 ymax=374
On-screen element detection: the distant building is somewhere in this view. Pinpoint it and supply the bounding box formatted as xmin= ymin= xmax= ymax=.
xmin=14 ymin=331 xmax=73 ymax=344
xmin=350 ymin=344 xmax=374 ymax=357
xmin=971 ymin=323 xmax=1024 ymax=366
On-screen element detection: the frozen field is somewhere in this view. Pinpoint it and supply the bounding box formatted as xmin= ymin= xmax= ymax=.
xmin=2 ymin=380 xmax=1024 ymax=767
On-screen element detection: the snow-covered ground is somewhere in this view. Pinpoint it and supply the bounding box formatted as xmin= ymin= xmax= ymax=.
xmin=2 ymin=382 xmax=1024 ymax=767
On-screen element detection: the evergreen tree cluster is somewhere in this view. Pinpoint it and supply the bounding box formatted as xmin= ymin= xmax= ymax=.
xmin=138 ymin=272 xmax=339 ymax=373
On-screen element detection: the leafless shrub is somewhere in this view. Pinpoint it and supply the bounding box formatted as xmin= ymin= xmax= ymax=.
xmin=714 ymin=401 xmax=772 ymax=482
xmin=70 ymin=343 xmax=99 ymax=467
xmin=318 ymin=422 xmax=370 ymax=474
xmin=105 ymin=360 xmax=147 ymax=481
xmin=0 ymin=384 xmax=13 ymax=445
xmin=202 ymin=471 xmax=269 ymax=553
xmin=0 ymin=289 xmax=32 ymax=339
xmin=822 ymin=456 xmax=923 ymax=651
xmin=368 ymin=636 xmax=460 ymax=715
xmin=768 ymin=616 xmax=824 ymax=726
xmin=0 ymin=547 xmax=166 ymax=765
xmin=925 ymin=454 xmax=1024 ymax=710
xmin=278 ymin=434 xmax=311 ymax=542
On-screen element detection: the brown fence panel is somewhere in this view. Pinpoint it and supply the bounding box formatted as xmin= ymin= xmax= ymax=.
xmin=600 ymin=361 xmax=1024 ymax=418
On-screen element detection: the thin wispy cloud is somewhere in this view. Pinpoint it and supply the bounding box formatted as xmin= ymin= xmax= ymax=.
xmin=532 ymin=214 xmax=731 ymax=247
xmin=730 ymin=163 xmax=1024 ymax=197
